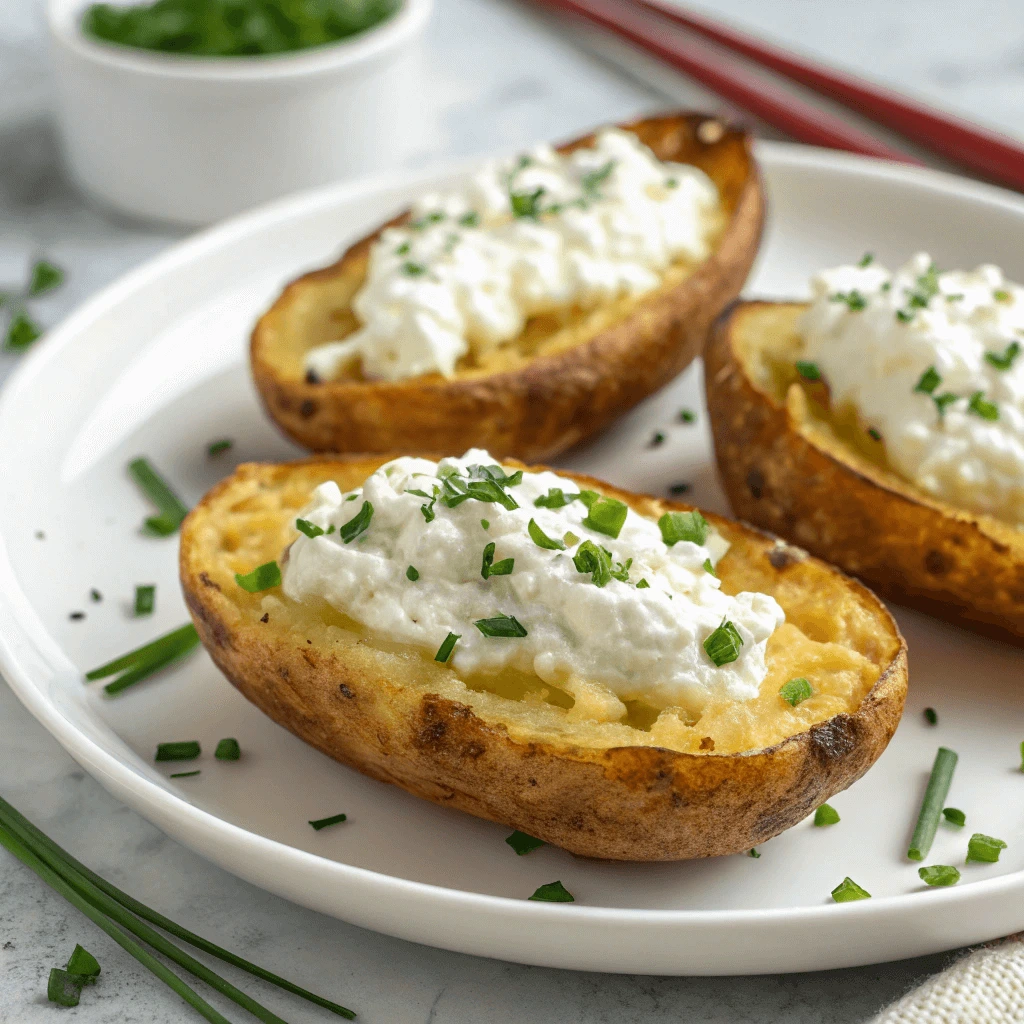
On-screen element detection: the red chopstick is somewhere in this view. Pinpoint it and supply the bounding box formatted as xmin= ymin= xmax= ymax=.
xmin=536 ymin=0 xmax=920 ymax=164
xmin=630 ymin=0 xmax=1024 ymax=191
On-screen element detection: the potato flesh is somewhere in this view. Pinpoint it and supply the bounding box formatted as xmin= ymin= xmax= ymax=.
xmin=205 ymin=463 xmax=880 ymax=757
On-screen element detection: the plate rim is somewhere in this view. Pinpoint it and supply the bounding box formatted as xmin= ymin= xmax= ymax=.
xmin=5 ymin=140 xmax=1024 ymax=966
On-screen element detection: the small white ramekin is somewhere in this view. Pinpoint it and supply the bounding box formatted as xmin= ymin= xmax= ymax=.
xmin=47 ymin=0 xmax=432 ymax=226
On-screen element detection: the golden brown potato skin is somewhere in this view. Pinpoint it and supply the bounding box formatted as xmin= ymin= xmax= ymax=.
xmin=180 ymin=457 xmax=906 ymax=861
xmin=251 ymin=113 xmax=764 ymax=462
xmin=706 ymin=300 xmax=1024 ymax=643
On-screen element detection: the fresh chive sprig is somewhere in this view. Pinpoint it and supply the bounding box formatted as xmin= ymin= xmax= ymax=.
xmin=85 ymin=623 xmax=200 ymax=696
xmin=0 ymin=795 xmax=355 ymax=1019
xmin=908 ymin=746 xmax=958 ymax=861
xmin=128 ymin=458 xmax=190 ymax=537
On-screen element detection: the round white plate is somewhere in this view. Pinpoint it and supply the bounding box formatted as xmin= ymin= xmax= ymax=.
xmin=3 ymin=143 xmax=1024 ymax=977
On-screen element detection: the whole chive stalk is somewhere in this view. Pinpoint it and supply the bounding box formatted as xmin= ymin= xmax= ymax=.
xmin=85 ymin=623 xmax=200 ymax=696
xmin=908 ymin=747 xmax=958 ymax=861
xmin=128 ymin=458 xmax=190 ymax=536
xmin=0 ymin=796 xmax=355 ymax=1018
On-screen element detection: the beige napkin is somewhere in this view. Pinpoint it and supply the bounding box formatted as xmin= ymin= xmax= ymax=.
xmin=869 ymin=936 xmax=1024 ymax=1023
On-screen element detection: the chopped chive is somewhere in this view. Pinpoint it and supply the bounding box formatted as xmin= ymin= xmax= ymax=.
xmin=406 ymin=565 xmax=420 ymax=581
xmin=830 ymin=289 xmax=867 ymax=311
xmin=308 ymin=814 xmax=348 ymax=831
xmin=435 ymin=632 xmax=460 ymax=663
xmin=207 ymin=439 xmax=232 ymax=457
xmin=5 ymin=311 xmax=42 ymax=351
xmin=339 ymin=500 xmax=373 ymax=543
xmin=943 ymin=807 xmax=966 ymax=827
xmin=914 ymin=366 xmax=941 ymax=395
xmin=857 ymin=252 xmax=874 ymax=267
xmin=235 ymin=561 xmax=281 ymax=593
xmin=908 ymin=746 xmax=958 ymax=861
xmin=924 ymin=707 xmax=937 ymax=725
xmin=572 ymin=539 xmax=613 ymax=587
xmin=28 ymin=259 xmax=64 ymax=296
xmin=458 ymin=212 xmax=479 ymax=227
xmin=480 ymin=519 xmax=490 ymax=530
xmin=214 ymin=738 xmax=240 ymax=761
xmin=395 ymin=242 xmax=410 ymax=256
xmin=345 ymin=494 xmax=358 ymax=502
xmin=896 ymin=309 xmax=914 ymax=323
xmin=650 ymin=430 xmax=666 ymax=447
xmin=402 ymin=261 xmax=426 ymax=276
xmin=534 ymin=488 xmax=580 ymax=509
xmin=795 ymin=360 xmax=821 ymax=381
xmin=528 ymin=880 xmax=574 ymax=903
xmin=69 ymin=611 xmax=86 ymax=621
xmin=1020 ymin=740 xmax=1024 ymax=771
xmin=85 ymin=623 xmax=200 ymax=696
xmin=868 ymin=427 xmax=882 ymax=441
xmin=128 ymin=458 xmax=189 ymax=536
xmin=582 ymin=495 xmax=629 ymax=539
xmin=658 ymin=510 xmax=708 ymax=547
xmin=814 ymin=804 xmax=840 ymax=826
xmin=506 ymin=831 xmax=545 ymax=856
xmin=933 ymin=392 xmax=958 ymax=417
xmin=945 ymin=292 xmax=964 ymax=301
xmin=985 ymin=341 xmax=1021 ymax=371
xmin=90 ymin=589 xmax=102 ymax=603
xmin=134 ymin=585 xmax=155 ymax=616
xmin=831 ymin=877 xmax=871 ymax=902
xmin=636 ymin=578 xmax=650 ymax=589
xmin=994 ymin=288 xmax=1012 ymax=303
xmin=679 ymin=409 xmax=696 ymax=423
xmin=474 ymin=614 xmax=527 ymax=638
xmin=780 ymin=677 xmax=813 ymax=706
xmin=155 ymin=741 xmax=200 ymax=762
xmin=510 ymin=185 xmax=546 ymax=219
xmin=702 ymin=558 xmax=716 ymax=576
xmin=562 ymin=531 xmax=580 ymax=547
xmin=169 ymin=770 xmax=201 ymax=779
xmin=668 ymin=482 xmax=691 ymax=495
xmin=481 ymin=542 xmax=514 ymax=579
xmin=48 ymin=968 xmax=85 ymax=1007
xmin=0 ymin=796 xmax=357 ymax=1019
xmin=967 ymin=833 xmax=1007 ymax=863
xmin=296 ymin=518 xmax=325 ymax=539
xmin=528 ymin=519 xmax=564 ymax=551
xmin=968 ymin=391 xmax=999 ymax=420
xmin=703 ymin=620 xmax=743 ymax=667
xmin=66 ymin=944 xmax=100 ymax=982
xmin=748 ymin=848 xmax=761 ymax=858
xmin=918 ymin=864 xmax=960 ymax=887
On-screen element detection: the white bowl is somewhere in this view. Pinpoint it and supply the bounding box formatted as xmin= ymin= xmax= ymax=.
xmin=46 ymin=0 xmax=433 ymax=226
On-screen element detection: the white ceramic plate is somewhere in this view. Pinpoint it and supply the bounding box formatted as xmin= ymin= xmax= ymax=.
xmin=4 ymin=143 xmax=1024 ymax=977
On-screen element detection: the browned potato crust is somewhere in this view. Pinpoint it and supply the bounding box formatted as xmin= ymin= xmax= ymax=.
xmin=706 ymin=301 xmax=1024 ymax=643
xmin=251 ymin=113 xmax=764 ymax=461
xmin=180 ymin=457 xmax=906 ymax=861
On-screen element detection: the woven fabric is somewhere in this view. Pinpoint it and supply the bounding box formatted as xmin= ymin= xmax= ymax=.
xmin=870 ymin=937 xmax=1024 ymax=1023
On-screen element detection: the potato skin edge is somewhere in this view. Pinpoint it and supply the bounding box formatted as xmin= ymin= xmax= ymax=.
xmin=180 ymin=457 xmax=907 ymax=861
xmin=705 ymin=300 xmax=1024 ymax=643
xmin=250 ymin=112 xmax=765 ymax=462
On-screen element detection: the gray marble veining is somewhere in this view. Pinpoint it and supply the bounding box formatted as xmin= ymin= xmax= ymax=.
xmin=3 ymin=0 xmax=1022 ymax=1019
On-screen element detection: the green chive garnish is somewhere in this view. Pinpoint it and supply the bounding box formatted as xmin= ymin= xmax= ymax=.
xmin=215 ymin=738 xmax=240 ymax=761
xmin=868 ymin=427 xmax=882 ymax=441
xmin=908 ymin=746 xmax=958 ymax=861
xmin=435 ymin=632 xmax=460 ymax=662
xmin=914 ymin=366 xmax=941 ymax=395
xmin=814 ymin=804 xmax=840 ymax=826
xmin=66 ymin=944 xmax=101 ymax=981
xmin=857 ymin=252 xmax=874 ymax=267
xmin=780 ymin=677 xmax=813 ymax=706
xmin=459 ymin=212 xmax=479 ymax=227
xmin=702 ymin=558 xmax=716 ymax=576
xmin=748 ymin=848 xmax=761 ymax=858
xmin=795 ymin=360 xmax=821 ymax=381
xmin=528 ymin=519 xmax=565 ymax=550
xmin=235 ymin=561 xmax=281 ymax=593
xmin=924 ymin=707 xmax=937 ymax=725
xmin=506 ymin=831 xmax=545 ymax=856
xmin=968 ymin=391 xmax=999 ymax=420
xmin=966 ymin=833 xmax=1007 ymax=863
xmin=339 ymin=500 xmax=373 ymax=542
xmin=831 ymin=877 xmax=871 ymax=903
xmin=474 ymin=614 xmax=527 ymax=638
xmin=994 ymin=288 xmax=1012 ymax=303
xmin=668 ymin=482 xmax=691 ymax=495
xmin=943 ymin=807 xmax=966 ymax=827
xmin=85 ymin=623 xmax=200 ymax=696
xmin=308 ymin=813 xmax=348 ymax=831
xmin=207 ymin=439 xmax=232 ymax=457
xmin=29 ymin=259 xmax=64 ymax=295
xmin=134 ymin=584 xmax=155 ymax=616
xmin=703 ymin=620 xmax=743 ymax=667
xmin=572 ymin=539 xmax=613 ymax=587
xmin=534 ymin=488 xmax=580 ymax=509
xmin=658 ymin=510 xmax=708 ymax=547
xmin=650 ymin=430 xmax=666 ymax=447
xmin=296 ymin=518 xmax=325 ymax=539
xmin=480 ymin=519 xmax=490 ymax=530
xmin=985 ymin=341 xmax=1021 ymax=371
xmin=155 ymin=741 xmax=200 ymax=762
xmin=402 ymin=261 xmax=426 ymax=276
xmin=582 ymin=495 xmax=629 ymax=539
xmin=48 ymin=968 xmax=85 ymax=1007
xmin=1020 ymin=740 xmax=1024 ymax=771
xmin=563 ymin=531 xmax=580 ymax=547
xmin=830 ymin=290 xmax=867 ymax=311
xmin=919 ymin=865 xmax=960 ymax=886
xmin=169 ymin=770 xmax=201 ymax=779
xmin=406 ymin=565 xmax=419 ymax=581
xmin=128 ymin=458 xmax=189 ymax=536
xmin=481 ymin=542 xmax=514 ymax=579
xmin=679 ymin=409 xmax=696 ymax=423
xmin=5 ymin=311 xmax=41 ymax=351
xmin=933 ymin=392 xmax=958 ymax=417
xmin=896 ymin=309 xmax=914 ymax=323
xmin=528 ymin=880 xmax=574 ymax=903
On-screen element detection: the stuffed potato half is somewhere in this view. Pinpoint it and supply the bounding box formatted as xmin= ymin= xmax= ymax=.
xmin=706 ymin=301 xmax=1024 ymax=642
xmin=250 ymin=112 xmax=764 ymax=462
xmin=180 ymin=456 xmax=906 ymax=861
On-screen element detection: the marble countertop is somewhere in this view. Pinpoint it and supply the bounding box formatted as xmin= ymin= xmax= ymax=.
xmin=3 ymin=0 xmax=1023 ymax=1020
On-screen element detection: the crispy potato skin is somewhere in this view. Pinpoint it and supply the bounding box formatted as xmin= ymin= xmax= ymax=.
xmin=706 ymin=301 xmax=1024 ymax=643
xmin=251 ymin=113 xmax=764 ymax=462
xmin=180 ymin=457 xmax=906 ymax=861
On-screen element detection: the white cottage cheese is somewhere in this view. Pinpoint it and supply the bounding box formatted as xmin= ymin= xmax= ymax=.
xmin=799 ymin=253 xmax=1024 ymax=524
xmin=281 ymin=451 xmax=784 ymax=714
xmin=305 ymin=129 xmax=721 ymax=382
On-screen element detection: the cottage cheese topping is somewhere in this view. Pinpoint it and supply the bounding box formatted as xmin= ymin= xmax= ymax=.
xmin=800 ymin=254 xmax=1024 ymax=525
xmin=305 ymin=129 xmax=721 ymax=383
xmin=282 ymin=451 xmax=784 ymax=714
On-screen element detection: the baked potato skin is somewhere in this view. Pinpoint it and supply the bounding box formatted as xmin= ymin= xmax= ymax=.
xmin=180 ymin=457 xmax=906 ymax=861
xmin=706 ymin=301 xmax=1024 ymax=643
xmin=251 ymin=113 xmax=764 ymax=462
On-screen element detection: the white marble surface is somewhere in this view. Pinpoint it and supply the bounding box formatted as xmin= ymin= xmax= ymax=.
xmin=2 ymin=0 xmax=1023 ymax=1020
